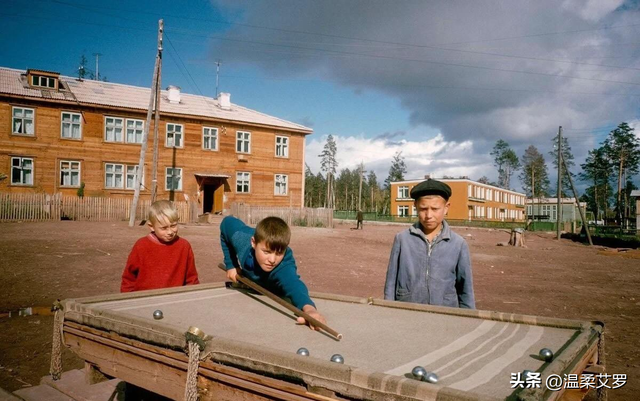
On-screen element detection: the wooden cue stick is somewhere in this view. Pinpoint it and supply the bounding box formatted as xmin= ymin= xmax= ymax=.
xmin=218 ymin=263 xmax=343 ymax=340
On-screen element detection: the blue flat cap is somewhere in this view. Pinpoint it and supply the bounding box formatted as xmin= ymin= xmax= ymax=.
xmin=410 ymin=179 xmax=452 ymax=200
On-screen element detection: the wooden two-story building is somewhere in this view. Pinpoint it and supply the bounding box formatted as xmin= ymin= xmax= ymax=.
xmin=390 ymin=177 xmax=526 ymax=222
xmin=0 ymin=67 xmax=312 ymax=214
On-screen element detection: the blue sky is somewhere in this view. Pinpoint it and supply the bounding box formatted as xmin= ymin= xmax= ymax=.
xmin=2 ymin=0 xmax=640 ymax=191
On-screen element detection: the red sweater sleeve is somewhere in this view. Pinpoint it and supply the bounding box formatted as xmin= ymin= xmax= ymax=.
xmin=121 ymin=240 xmax=143 ymax=292
xmin=184 ymin=243 xmax=199 ymax=285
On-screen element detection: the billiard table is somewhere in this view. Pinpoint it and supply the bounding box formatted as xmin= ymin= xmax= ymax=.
xmin=52 ymin=283 xmax=604 ymax=400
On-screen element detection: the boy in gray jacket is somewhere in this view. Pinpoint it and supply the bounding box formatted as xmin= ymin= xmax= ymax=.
xmin=384 ymin=179 xmax=475 ymax=308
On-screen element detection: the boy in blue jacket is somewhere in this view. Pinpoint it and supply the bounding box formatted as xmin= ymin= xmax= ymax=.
xmin=220 ymin=215 xmax=326 ymax=329
xmin=384 ymin=179 xmax=475 ymax=309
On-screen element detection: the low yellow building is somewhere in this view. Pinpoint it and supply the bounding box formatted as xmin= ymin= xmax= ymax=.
xmin=390 ymin=177 xmax=526 ymax=222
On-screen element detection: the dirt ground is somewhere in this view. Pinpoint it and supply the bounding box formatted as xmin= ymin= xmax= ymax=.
xmin=0 ymin=220 xmax=638 ymax=400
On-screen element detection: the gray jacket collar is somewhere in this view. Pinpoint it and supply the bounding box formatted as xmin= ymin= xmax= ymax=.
xmin=409 ymin=220 xmax=452 ymax=242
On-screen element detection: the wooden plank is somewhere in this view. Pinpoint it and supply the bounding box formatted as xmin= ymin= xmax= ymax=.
xmin=40 ymin=368 xmax=121 ymax=401
xmin=551 ymin=339 xmax=601 ymax=401
xmin=13 ymin=384 xmax=74 ymax=401
xmin=63 ymin=323 xmax=335 ymax=401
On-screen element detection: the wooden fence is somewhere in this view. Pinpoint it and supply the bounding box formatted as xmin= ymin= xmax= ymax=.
xmin=230 ymin=203 xmax=333 ymax=228
xmin=0 ymin=193 xmax=194 ymax=223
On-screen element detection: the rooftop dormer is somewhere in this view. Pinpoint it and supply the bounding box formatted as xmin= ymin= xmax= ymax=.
xmin=27 ymin=69 xmax=60 ymax=90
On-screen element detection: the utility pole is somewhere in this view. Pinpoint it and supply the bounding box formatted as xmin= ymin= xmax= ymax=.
xmin=150 ymin=23 xmax=164 ymax=203
xmin=215 ymin=60 xmax=222 ymax=97
xmin=531 ymin=167 xmax=535 ymax=229
xmin=129 ymin=20 xmax=164 ymax=227
xmin=561 ymin=152 xmax=593 ymax=246
xmin=93 ymin=53 xmax=102 ymax=80
xmin=556 ymin=126 xmax=562 ymax=240
xmin=358 ymin=162 xmax=366 ymax=211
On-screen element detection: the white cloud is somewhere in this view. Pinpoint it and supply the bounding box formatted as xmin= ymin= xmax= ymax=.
xmin=211 ymin=0 xmax=640 ymax=186
xmin=562 ymin=0 xmax=625 ymax=22
xmin=305 ymin=134 xmax=492 ymax=185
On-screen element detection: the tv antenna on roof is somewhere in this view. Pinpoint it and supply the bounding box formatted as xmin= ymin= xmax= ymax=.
xmin=215 ymin=60 xmax=222 ymax=97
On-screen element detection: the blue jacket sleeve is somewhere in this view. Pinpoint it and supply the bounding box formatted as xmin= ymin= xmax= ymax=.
xmin=384 ymin=235 xmax=401 ymax=300
xmin=269 ymin=249 xmax=315 ymax=309
xmin=220 ymin=216 xmax=242 ymax=269
xmin=455 ymin=240 xmax=475 ymax=309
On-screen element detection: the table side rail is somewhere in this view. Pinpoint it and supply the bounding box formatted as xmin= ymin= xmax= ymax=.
xmin=517 ymin=328 xmax=602 ymax=401
xmin=311 ymin=292 xmax=601 ymax=333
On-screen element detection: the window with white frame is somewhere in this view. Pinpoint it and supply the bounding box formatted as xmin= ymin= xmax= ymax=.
xmin=126 ymin=119 xmax=144 ymax=144
xmin=203 ymin=127 xmax=218 ymax=151
xmin=165 ymin=167 xmax=183 ymax=190
xmin=12 ymin=107 xmax=35 ymax=135
xmin=398 ymin=186 xmax=409 ymax=199
xmin=126 ymin=165 xmax=143 ymax=190
xmin=236 ymin=131 xmax=251 ymax=153
xmin=11 ymin=157 xmax=33 ymax=185
xmin=166 ymin=123 xmax=183 ymax=148
xmin=275 ymin=136 xmax=289 ymax=158
xmin=412 ymin=205 xmax=417 ymax=216
xmin=274 ymin=174 xmax=288 ymax=195
xmin=105 ymin=117 xmax=124 ymax=142
xmin=398 ymin=205 xmax=409 ymax=217
xmin=105 ymin=163 xmax=143 ymax=190
xmin=105 ymin=163 xmax=124 ymax=188
xmin=60 ymin=160 xmax=80 ymax=187
xmin=236 ymin=172 xmax=250 ymax=193
xmin=31 ymin=75 xmax=56 ymax=88
xmin=467 ymin=184 xmax=472 ymax=197
xmin=61 ymin=112 xmax=82 ymax=139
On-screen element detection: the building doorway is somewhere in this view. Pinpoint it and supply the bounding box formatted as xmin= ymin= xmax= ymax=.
xmin=195 ymin=173 xmax=230 ymax=215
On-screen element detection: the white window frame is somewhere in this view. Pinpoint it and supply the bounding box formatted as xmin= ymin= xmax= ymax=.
xmin=398 ymin=186 xmax=409 ymax=199
xmin=31 ymin=75 xmax=56 ymax=89
xmin=166 ymin=123 xmax=184 ymax=148
xmin=165 ymin=167 xmax=183 ymax=191
xmin=126 ymin=119 xmax=144 ymax=144
xmin=274 ymin=174 xmax=288 ymax=195
xmin=275 ymin=135 xmax=289 ymax=158
xmin=126 ymin=165 xmax=143 ymax=190
xmin=61 ymin=112 xmax=82 ymax=139
xmin=104 ymin=116 xmax=124 ymax=142
xmin=236 ymin=131 xmax=251 ymax=154
xmin=11 ymin=157 xmax=34 ymax=186
xmin=12 ymin=107 xmax=35 ymax=136
xmin=398 ymin=205 xmax=409 ymax=217
xmin=203 ymin=127 xmax=219 ymax=151
xmin=236 ymin=171 xmax=251 ymax=193
xmin=60 ymin=160 xmax=81 ymax=187
xmin=104 ymin=163 xmax=125 ymax=189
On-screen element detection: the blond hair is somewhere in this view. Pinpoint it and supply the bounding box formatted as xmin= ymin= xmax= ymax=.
xmin=148 ymin=200 xmax=179 ymax=224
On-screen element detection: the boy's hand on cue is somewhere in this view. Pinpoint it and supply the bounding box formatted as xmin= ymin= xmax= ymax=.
xmin=226 ymin=268 xmax=238 ymax=283
xmin=297 ymin=305 xmax=326 ymax=331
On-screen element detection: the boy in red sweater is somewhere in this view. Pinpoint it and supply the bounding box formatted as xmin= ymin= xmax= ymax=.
xmin=121 ymin=200 xmax=199 ymax=292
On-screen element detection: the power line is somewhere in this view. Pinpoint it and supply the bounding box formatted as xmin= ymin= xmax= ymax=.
xmin=4 ymin=2 xmax=640 ymax=92
xmin=36 ymin=0 xmax=640 ymax=56
xmin=164 ymin=33 xmax=204 ymax=97
xmin=18 ymin=0 xmax=640 ymax=73
xmin=174 ymin=32 xmax=640 ymax=87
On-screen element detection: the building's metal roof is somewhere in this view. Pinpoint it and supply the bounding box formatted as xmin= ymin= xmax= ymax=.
xmin=0 ymin=67 xmax=312 ymax=133
xmin=631 ymin=190 xmax=640 ymax=197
